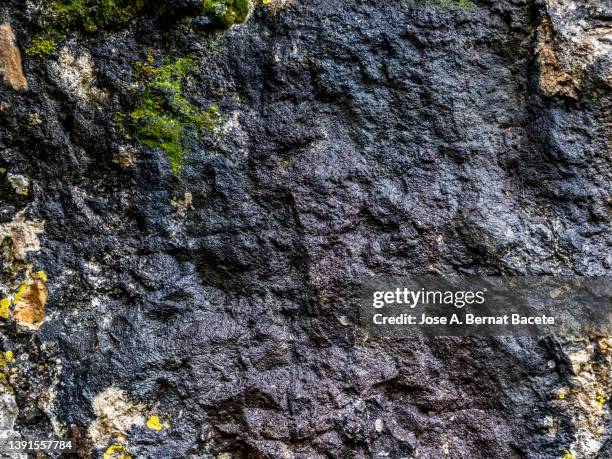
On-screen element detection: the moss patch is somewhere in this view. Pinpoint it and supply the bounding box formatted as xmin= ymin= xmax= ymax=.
xmin=0 ymin=351 xmax=15 ymax=367
xmin=45 ymin=0 xmax=146 ymax=32
xmin=26 ymin=35 xmax=58 ymax=58
xmin=43 ymin=0 xmax=252 ymax=33
xmin=203 ymin=0 xmax=250 ymax=27
xmin=121 ymin=56 xmax=220 ymax=174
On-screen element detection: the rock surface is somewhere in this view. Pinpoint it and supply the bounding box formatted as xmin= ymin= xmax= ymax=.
xmin=0 ymin=0 xmax=610 ymax=457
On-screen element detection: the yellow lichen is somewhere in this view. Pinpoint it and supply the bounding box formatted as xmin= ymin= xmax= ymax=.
xmin=259 ymin=0 xmax=291 ymax=11
xmin=36 ymin=270 xmax=47 ymax=283
xmin=595 ymin=394 xmax=606 ymax=409
xmin=561 ymin=450 xmax=574 ymax=459
xmin=0 ymin=350 xmax=15 ymax=393
xmin=0 ymin=351 xmax=15 ymax=394
xmin=146 ymin=415 xmax=163 ymax=431
xmin=557 ymin=386 xmax=569 ymax=400
xmin=13 ymin=283 xmax=27 ymax=304
xmin=0 ymin=350 xmax=15 ymax=367
xmin=103 ymin=445 xmax=132 ymax=459
xmin=0 ymin=297 xmax=10 ymax=319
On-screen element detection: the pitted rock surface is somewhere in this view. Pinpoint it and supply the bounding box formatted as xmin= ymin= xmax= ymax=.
xmin=0 ymin=0 xmax=610 ymax=457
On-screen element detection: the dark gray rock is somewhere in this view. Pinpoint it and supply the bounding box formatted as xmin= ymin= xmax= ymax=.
xmin=0 ymin=0 xmax=609 ymax=457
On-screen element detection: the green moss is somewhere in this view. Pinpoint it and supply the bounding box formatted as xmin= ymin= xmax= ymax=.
xmin=451 ymin=0 xmax=475 ymax=10
xmin=123 ymin=57 xmax=220 ymax=174
xmin=415 ymin=0 xmax=475 ymax=11
xmin=26 ymin=35 xmax=58 ymax=58
xmin=203 ymin=0 xmax=250 ymax=27
xmin=47 ymin=0 xmax=145 ymax=32
xmin=41 ymin=0 xmax=254 ymax=34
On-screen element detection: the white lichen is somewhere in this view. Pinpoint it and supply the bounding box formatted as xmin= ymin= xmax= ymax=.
xmin=51 ymin=47 xmax=107 ymax=101
xmin=88 ymin=387 xmax=145 ymax=447
xmin=0 ymin=209 xmax=44 ymax=266
xmin=558 ymin=337 xmax=611 ymax=457
xmin=6 ymin=173 xmax=29 ymax=196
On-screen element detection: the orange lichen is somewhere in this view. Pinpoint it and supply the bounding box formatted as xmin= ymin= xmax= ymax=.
xmin=0 ymin=23 xmax=28 ymax=90
xmin=13 ymin=270 xmax=48 ymax=329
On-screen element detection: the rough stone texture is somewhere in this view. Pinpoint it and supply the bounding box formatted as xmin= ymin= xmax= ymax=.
xmin=0 ymin=0 xmax=610 ymax=458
